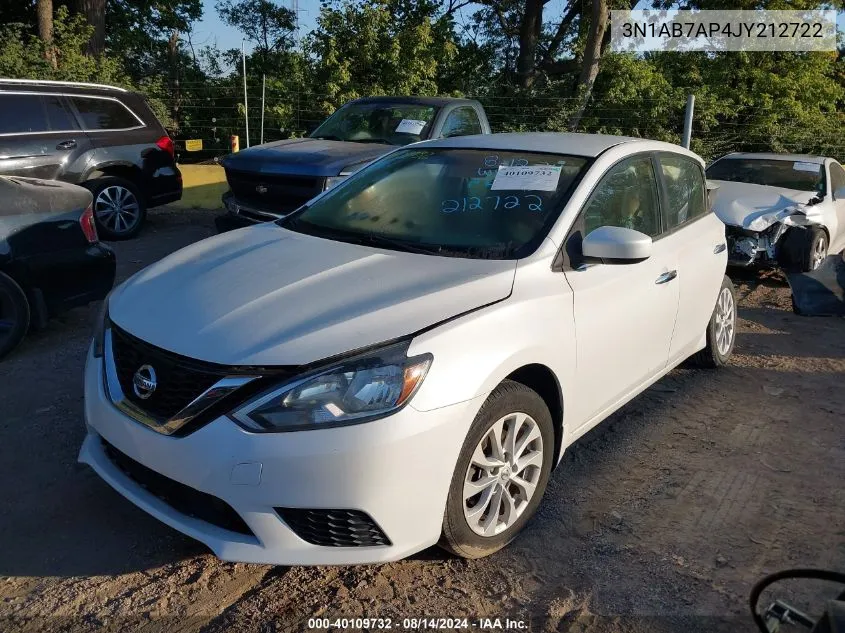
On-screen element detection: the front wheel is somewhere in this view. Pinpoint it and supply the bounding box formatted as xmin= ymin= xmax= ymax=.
xmin=0 ymin=271 xmax=30 ymax=360
xmin=691 ymin=275 xmax=736 ymax=368
xmin=439 ymin=380 xmax=554 ymax=559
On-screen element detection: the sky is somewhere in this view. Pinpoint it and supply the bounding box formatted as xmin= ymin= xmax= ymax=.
xmin=192 ymin=0 xmax=320 ymax=54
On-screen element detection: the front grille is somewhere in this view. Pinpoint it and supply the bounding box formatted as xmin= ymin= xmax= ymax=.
xmin=276 ymin=508 xmax=391 ymax=547
xmin=110 ymin=324 xmax=229 ymax=422
xmin=225 ymin=168 xmax=324 ymax=213
xmin=102 ymin=438 xmax=254 ymax=536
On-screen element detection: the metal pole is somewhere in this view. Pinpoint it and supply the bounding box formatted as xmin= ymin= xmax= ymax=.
xmin=242 ymin=40 xmax=250 ymax=148
xmin=260 ymin=74 xmax=266 ymax=145
xmin=682 ymin=94 xmax=695 ymax=149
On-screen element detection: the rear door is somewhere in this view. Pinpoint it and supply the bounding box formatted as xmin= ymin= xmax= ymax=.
xmin=563 ymin=154 xmax=680 ymax=429
xmin=655 ymin=152 xmax=726 ymax=363
xmin=0 ymin=92 xmax=91 ymax=181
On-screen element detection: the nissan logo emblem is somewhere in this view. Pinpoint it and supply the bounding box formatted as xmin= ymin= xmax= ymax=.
xmin=132 ymin=364 xmax=157 ymax=400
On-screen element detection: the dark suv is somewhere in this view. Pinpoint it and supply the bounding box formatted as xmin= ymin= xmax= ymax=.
xmin=0 ymin=79 xmax=182 ymax=239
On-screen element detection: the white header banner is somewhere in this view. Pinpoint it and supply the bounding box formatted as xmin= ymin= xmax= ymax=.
xmin=610 ymin=10 xmax=838 ymax=52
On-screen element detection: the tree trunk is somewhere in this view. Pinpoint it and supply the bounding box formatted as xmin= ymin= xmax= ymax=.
xmin=78 ymin=0 xmax=106 ymax=56
xmin=169 ymin=30 xmax=181 ymax=134
xmin=515 ymin=0 xmax=544 ymax=89
xmin=569 ymin=0 xmax=608 ymax=130
xmin=37 ymin=0 xmax=56 ymax=68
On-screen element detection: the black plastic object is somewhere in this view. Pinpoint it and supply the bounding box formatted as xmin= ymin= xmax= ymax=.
xmin=787 ymin=255 xmax=845 ymax=316
xmin=276 ymin=508 xmax=391 ymax=547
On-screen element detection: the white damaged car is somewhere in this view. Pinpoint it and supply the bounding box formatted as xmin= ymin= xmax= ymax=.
xmin=705 ymin=153 xmax=845 ymax=272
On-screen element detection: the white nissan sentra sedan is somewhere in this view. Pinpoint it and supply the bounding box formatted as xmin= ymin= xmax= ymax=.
xmin=79 ymin=133 xmax=736 ymax=565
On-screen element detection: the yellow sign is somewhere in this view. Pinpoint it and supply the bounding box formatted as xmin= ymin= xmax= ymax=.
xmin=185 ymin=139 xmax=203 ymax=152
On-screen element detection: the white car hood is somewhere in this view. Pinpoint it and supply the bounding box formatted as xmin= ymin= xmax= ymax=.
xmin=710 ymin=180 xmax=822 ymax=231
xmin=109 ymin=224 xmax=516 ymax=365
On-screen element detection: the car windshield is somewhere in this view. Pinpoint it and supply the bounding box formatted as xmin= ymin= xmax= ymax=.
xmin=281 ymin=148 xmax=590 ymax=259
xmin=309 ymin=102 xmax=439 ymax=146
xmin=705 ymin=158 xmax=825 ymax=193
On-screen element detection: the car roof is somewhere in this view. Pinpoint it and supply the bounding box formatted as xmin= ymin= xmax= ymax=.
xmin=716 ymin=152 xmax=829 ymax=164
xmin=349 ymin=95 xmax=481 ymax=108
xmin=418 ymin=132 xmax=677 ymax=158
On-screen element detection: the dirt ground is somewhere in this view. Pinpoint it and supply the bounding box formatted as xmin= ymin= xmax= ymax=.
xmin=1 ymin=208 xmax=843 ymax=633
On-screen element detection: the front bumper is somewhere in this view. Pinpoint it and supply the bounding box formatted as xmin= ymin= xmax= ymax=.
xmin=79 ymin=346 xmax=481 ymax=565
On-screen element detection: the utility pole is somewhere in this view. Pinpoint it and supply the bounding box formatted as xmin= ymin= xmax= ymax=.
xmin=260 ymin=74 xmax=266 ymax=145
xmin=682 ymin=94 xmax=695 ymax=149
xmin=242 ymin=40 xmax=250 ymax=148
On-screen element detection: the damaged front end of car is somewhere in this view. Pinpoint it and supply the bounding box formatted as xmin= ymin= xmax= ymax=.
xmin=726 ymin=223 xmax=789 ymax=267
xmin=724 ymin=195 xmax=826 ymax=268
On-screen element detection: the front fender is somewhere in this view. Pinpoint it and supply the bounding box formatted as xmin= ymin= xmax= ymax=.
xmin=407 ymin=261 xmax=576 ymax=443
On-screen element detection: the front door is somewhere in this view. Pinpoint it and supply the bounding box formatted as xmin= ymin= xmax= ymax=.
xmin=0 ymin=92 xmax=90 ymax=181
xmin=563 ymin=154 xmax=680 ymax=431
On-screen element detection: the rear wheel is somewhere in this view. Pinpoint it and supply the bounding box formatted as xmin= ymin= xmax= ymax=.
xmin=691 ymin=275 xmax=736 ymax=368
xmin=440 ymin=380 xmax=554 ymax=559
xmin=0 ymin=271 xmax=30 ymax=360
xmin=87 ymin=177 xmax=146 ymax=240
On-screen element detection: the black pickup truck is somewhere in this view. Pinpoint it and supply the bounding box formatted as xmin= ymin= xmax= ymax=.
xmin=215 ymin=96 xmax=491 ymax=232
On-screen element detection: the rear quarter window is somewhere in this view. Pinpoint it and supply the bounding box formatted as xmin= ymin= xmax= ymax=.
xmin=69 ymin=97 xmax=143 ymax=130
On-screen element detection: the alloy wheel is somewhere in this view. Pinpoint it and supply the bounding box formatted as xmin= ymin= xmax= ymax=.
xmin=811 ymin=236 xmax=827 ymax=270
xmin=715 ymin=286 xmax=735 ymax=356
xmin=463 ymin=412 xmax=544 ymax=537
xmin=95 ymin=185 xmax=141 ymax=235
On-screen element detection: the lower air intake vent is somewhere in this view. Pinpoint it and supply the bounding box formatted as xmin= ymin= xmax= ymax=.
xmin=276 ymin=508 xmax=391 ymax=547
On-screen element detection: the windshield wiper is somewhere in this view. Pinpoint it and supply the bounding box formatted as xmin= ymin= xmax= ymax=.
xmin=349 ymin=138 xmax=394 ymax=145
xmin=311 ymin=134 xmax=343 ymax=141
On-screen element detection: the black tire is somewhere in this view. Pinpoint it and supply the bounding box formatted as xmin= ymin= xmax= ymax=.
xmin=0 ymin=271 xmax=31 ymax=360
xmin=439 ymin=380 xmax=554 ymax=559
xmin=84 ymin=176 xmax=146 ymax=240
xmin=691 ymin=275 xmax=736 ymax=368
xmin=779 ymin=227 xmax=827 ymax=273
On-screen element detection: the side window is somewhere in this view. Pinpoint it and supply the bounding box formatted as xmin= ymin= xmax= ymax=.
xmin=69 ymin=97 xmax=141 ymax=130
xmin=582 ymin=156 xmax=661 ymax=238
xmin=440 ymin=107 xmax=483 ymax=138
xmin=0 ymin=94 xmax=49 ymax=134
xmin=41 ymin=95 xmax=78 ymax=131
xmin=830 ymin=162 xmax=845 ymax=197
xmin=658 ymin=154 xmax=706 ymax=230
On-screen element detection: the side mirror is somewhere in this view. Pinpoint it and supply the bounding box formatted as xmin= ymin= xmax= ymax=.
xmin=581 ymin=226 xmax=652 ymax=263
xmin=833 ymin=186 xmax=845 ymax=201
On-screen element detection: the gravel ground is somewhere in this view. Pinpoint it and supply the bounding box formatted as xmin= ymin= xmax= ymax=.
xmin=1 ymin=207 xmax=843 ymax=633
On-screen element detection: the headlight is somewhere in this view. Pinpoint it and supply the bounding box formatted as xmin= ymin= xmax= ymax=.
xmin=323 ymin=175 xmax=348 ymax=191
xmin=231 ymin=343 xmax=432 ymax=432
xmin=92 ymin=294 xmax=111 ymax=358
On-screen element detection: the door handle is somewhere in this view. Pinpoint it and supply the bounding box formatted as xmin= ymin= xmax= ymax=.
xmin=655 ymin=270 xmax=678 ymax=284
xmin=56 ymin=140 xmax=77 ymax=150
xmin=714 ymin=243 xmax=727 ymax=254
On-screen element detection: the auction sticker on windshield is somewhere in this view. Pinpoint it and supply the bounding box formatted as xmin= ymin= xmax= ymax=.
xmin=491 ymin=165 xmax=562 ymax=191
xmin=793 ymin=161 xmax=820 ymax=172
xmin=395 ymin=119 xmax=427 ymax=134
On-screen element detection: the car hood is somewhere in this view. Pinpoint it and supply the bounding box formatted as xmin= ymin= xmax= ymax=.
xmin=109 ymin=224 xmax=516 ymax=366
xmin=221 ymin=138 xmax=391 ymax=177
xmin=710 ymin=180 xmax=820 ymax=230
